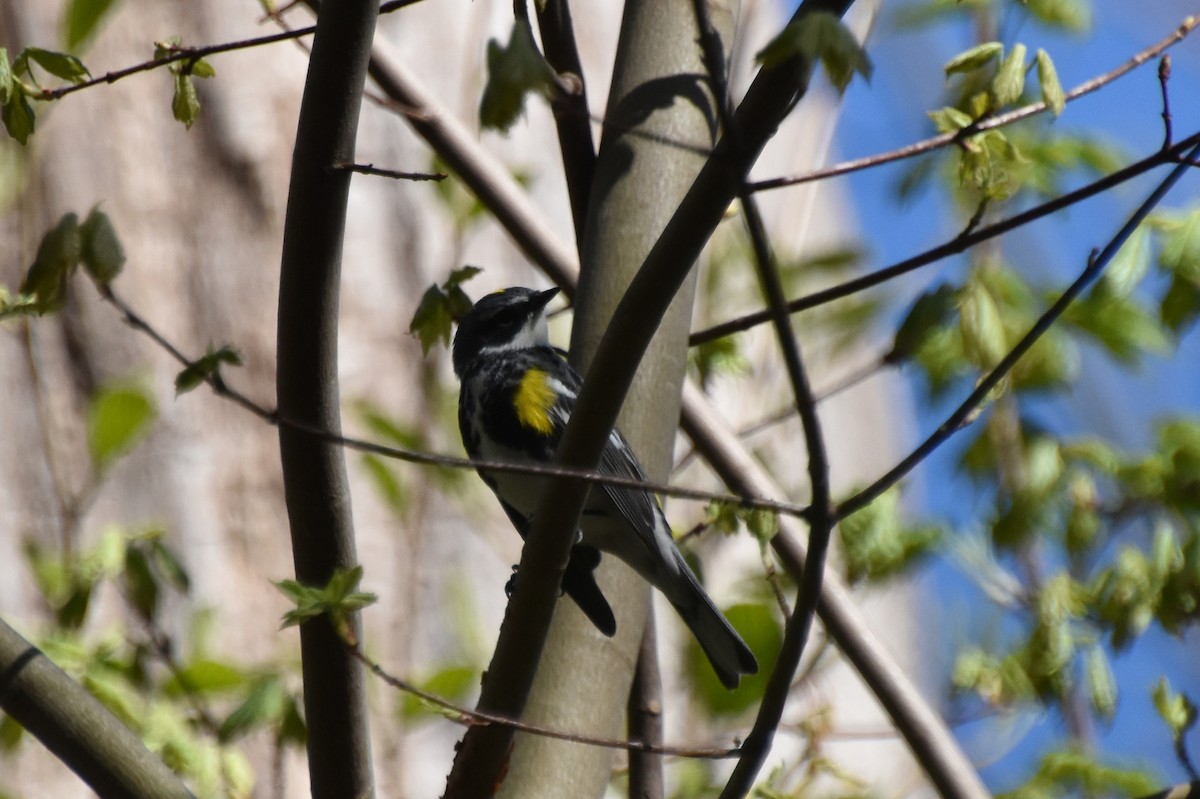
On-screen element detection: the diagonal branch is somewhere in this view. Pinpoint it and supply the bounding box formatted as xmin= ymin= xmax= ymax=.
xmin=691 ymin=129 xmax=1200 ymax=346
xmin=835 ymin=139 xmax=1200 ymax=521
xmin=746 ymin=14 xmax=1199 ymax=193
xmin=0 ymin=618 xmax=195 ymax=799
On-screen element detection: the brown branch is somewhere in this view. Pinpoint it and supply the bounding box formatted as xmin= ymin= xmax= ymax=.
xmin=746 ymin=14 xmax=1200 ymax=193
xmin=834 ymin=139 xmax=1200 ymax=522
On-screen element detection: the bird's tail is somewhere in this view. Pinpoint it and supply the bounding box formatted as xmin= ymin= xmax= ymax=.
xmin=662 ymin=550 xmax=758 ymax=690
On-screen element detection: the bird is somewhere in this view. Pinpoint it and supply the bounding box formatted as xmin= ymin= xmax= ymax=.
xmin=452 ymin=285 xmax=758 ymax=689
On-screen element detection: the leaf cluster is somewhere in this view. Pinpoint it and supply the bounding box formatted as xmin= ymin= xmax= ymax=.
xmin=8 ymin=529 xmax=305 ymax=797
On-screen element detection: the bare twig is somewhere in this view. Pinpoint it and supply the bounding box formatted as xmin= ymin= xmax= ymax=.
xmin=344 ymin=642 xmax=738 ymax=759
xmin=35 ymin=0 xmax=423 ymax=101
xmin=97 ymin=286 xmax=816 ymax=522
xmin=746 ymin=15 xmax=1199 ymax=193
xmin=719 ymin=182 xmax=836 ymax=799
xmin=333 ymin=162 xmax=445 ymax=181
xmin=530 ymin=0 xmax=597 ymax=247
xmin=1159 ymin=55 xmax=1173 ymax=150
xmin=835 ymin=139 xmax=1200 ymax=522
xmin=691 ymin=130 xmax=1200 ymax=346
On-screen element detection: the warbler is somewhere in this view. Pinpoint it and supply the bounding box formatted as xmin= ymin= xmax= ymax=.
xmin=453 ymin=286 xmax=758 ymax=689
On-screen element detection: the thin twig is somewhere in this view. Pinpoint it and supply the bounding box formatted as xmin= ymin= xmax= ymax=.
xmin=96 ymin=285 xmax=816 ymax=522
xmin=36 ymin=0 xmax=424 ymax=101
xmin=332 ymin=162 xmax=445 ymax=181
xmin=834 ymin=140 xmax=1200 ymax=522
xmin=746 ymin=14 xmax=1199 ymax=193
xmin=719 ymin=177 xmax=836 ymax=799
xmin=690 ymin=129 xmax=1200 ymax=346
xmin=345 ymin=642 xmax=739 ymax=758
xmin=1159 ymin=55 xmax=1173 ymax=150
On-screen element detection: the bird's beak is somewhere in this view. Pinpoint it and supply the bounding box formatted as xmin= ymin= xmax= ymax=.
xmin=532 ymin=286 xmax=561 ymax=311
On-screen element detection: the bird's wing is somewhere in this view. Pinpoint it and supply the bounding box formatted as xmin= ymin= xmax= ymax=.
xmin=535 ymin=350 xmax=672 ymax=564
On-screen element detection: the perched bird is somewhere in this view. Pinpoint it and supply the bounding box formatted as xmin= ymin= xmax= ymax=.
xmin=453 ymin=286 xmax=758 ymax=689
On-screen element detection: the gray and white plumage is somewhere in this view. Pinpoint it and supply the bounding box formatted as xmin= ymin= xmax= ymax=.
xmin=453 ymin=286 xmax=758 ymax=689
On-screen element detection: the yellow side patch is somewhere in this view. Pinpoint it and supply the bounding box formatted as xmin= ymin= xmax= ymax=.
xmin=514 ymin=368 xmax=556 ymax=436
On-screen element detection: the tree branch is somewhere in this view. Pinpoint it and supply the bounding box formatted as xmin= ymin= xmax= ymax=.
xmin=678 ymin=383 xmax=991 ymax=799
xmin=0 ymin=618 xmax=195 ymax=799
xmin=531 ymin=0 xmax=598 ymax=248
xmin=835 ymin=139 xmax=1200 ymax=521
xmin=746 ymin=14 xmax=1199 ymax=193
xmin=275 ymin=0 xmax=380 ymax=795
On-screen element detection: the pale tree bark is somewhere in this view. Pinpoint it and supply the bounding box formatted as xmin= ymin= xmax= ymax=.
xmin=497 ymin=2 xmax=736 ymax=796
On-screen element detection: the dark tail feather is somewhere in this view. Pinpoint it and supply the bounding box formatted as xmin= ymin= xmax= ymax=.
xmin=666 ymin=553 xmax=758 ymax=689
xmin=563 ymin=545 xmax=616 ymax=636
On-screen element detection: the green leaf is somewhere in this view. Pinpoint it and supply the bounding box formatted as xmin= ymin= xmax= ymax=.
xmin=0 ymin=288 xmax=37 ymax=326
xmin=887 ymin=284 xmax=958 ymax=363
xmin=0 ymin=714 xmax=24 ymax=752
xmin=63 ymin=0 xmax=120 ymax=51
xmin=361 ymin=454 xmax=409 ymax=514
xmin=990 ymin=43 xmax=1027 ymax=108
xmin=123 ymin=545 xmax=159 ymax=620
xmin=943 ymin=42 xmax=1002 ymax=76
xmin=1024 ymin=0 xmax=1091 ymax=32
xmin=21 ymin=213 xmax=81 ymax=312
xmin=839 ymin=489 xmax=940 ymax=583
xmin=402 ymin=665 xmax=477 ymax=718
xmin=1097 ymin=222 xmax=1150 ymax=299
xmin=79 ymin=206 xmax=125 ymax=283
xmin=24 ymin=47 xmax=90 ymax=83
xmin=756 ymin=12 xmax=872 ymax=93
xmin=928 ymin=105 xmax=974 ymax=134
xmin=1152 ymin=676 xmax=1197 ymax=740
xmin=705 ymin=500 xmax=742 ymax=536
xmin=690 ymin=602 xmax=781 ymax=716
xmin=1035 ymin=49 xmax=1065 ymax=116
xmin=0 ymin=48 xmax=12 ymax=105
xmin=171 ymin=72 xmax=200 ymax=129
xmin=1083 ymin=646 xmax=1117 ymax=722
xmin=219 ymin=676 xmax=286 ymax=743
xmin=187 ymin=58 xmax=215 ymax=79
xmin=164 ymin=659 xmax=245 ymax=696
xmin=410 ymin=284 xmax=455 ymax=354
xmin=745 ymin=509 xmax=778 ymax=543
xmin=959 ymin=276 xmax=1007 ymax=369
xmin=278 ymin=694 xmax=306 ymax=745
xmin=1157 ymin=208 xmax=1200 ymax=280
xmin=0 ymin=91 xmax=34 ymax=145
xmin=174 ymin=345 xmax=242 ymax=394
xmin=150 ymin=538 xmax=190 ymax=592
xmin=1064 ymin=294 xmax=1170 ymax=362
xmin=87 ymin=383 xmax=157 ymax=472
xmin=479 ymin=18 xmax=555 ymax=133
xmin=688 ymin=336 xmax=748 ymax=386
xmin=1160 ymin=273 xmax=1200 ymax=335
xmin=275 ymin=567 xmax=377 ymax=640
